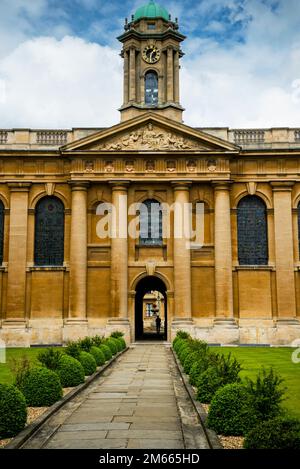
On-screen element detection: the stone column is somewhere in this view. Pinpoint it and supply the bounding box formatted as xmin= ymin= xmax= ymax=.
xmin=272 ymin=182 xmax=297 ymax=320
xmin=213 ymin=183 xmax=235 ymax=323
xmin=172 ymin=183 xmax=192 ymax=326
xmin=174 ymin=49 xmax=180 ymax=104
xmin=5 ymin=183 xmax=31 ymax=324
xmin=123 ymin=49 xmax=129 ymax=105
xmin=107 ymin=183 xmax=130 ymax=338
xmin=68 ymin=182 xmax=88 ymax=322
xmin=167 ymin=46 xmax=174 ymax=103
xmin=129 ymin=47 xmax=136 ymax=102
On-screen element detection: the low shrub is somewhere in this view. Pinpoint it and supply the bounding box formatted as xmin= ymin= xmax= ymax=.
xmin=38 ymin=348 xmax=63 ymax=370
xmin=0 ymin=384 xmax=27 ymax=438
xmin=65 ymin=341 xmax=81 ymax=360
xmin=110 ymin=337 xmax=122 ymax=353
xmin=207 ymin=383 xmax=256 ymax=436
xmin=244 ymin=417 xmax=300 ymax=449
xmin=189 ymin=352 xmax=219 ymax=386
xmin=78 ymin=337 xmax=94 ymax=353
xmin=90 ymin=346 xmax=106 ymax=366
xmin=183 ymin=351 xmax=202 ymax=374
xmin=105 ymin=338 xmax=118 ymax=355
xmin=116 ymin=337 xmax=126 ymax=350
xmin=8 ymin=355 xmax=31 ymax=389
xmin=91 ymin=335 xmax=104 ymax=348
xmin=178 ymin=342 xmax=193 ymax=364
xmin=56 ymin=355 xmax=85 ymax=387
xmin=245 ymin=367 xmax=286 ymax=421
xmin=79 ymin=351 xmax=97 ymax=376
xmin=176 ymin=330 xmax=191 ymax=340
xmin=173 ymin=338 xmax=186 ymax=354
xmin=19 ymin=367 xmax=63 ymax=407
xmin=99 ymin=344 xmax=112 ymax=361
xmin=196 ymin=367 xmax=225 ymax=403
xmin=110 ymin=331 xmax=124 ymax=339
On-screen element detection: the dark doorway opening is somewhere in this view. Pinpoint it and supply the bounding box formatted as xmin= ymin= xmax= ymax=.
xmin=135 ymin=276 xmax=167 ymax=341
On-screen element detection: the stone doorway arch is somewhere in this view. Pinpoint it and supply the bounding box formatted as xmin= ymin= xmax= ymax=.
xmin=134 ymin=275 xmax=167 ymax=341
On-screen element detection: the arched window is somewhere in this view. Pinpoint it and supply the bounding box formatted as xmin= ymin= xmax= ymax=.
xmin=237 ymin=195 xmax=268 ymax=265
xmin=145 ymin=71 xmax=158 ymax=106
xmin=34 ymin=196 xmax=64 ymax=266
xmin=0 ymin=201 xmax=4 ymax=265
xmin=139 ymin=199 xmax=162 ymax=246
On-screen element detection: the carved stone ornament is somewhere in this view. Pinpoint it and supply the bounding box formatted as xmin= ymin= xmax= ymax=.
xmin=187 ymin=159 xmax=197 ymax=172
xmin=207 ymin=159 xmax=217 ymax=172
xmin=105 ymin=160 xmax=114 ymax=173
xmin=94 ymin=123 xmax=206 ymax=151
xmin=125 ymin=160 xmax=135 ymax=172
xmin=166 ymin=160 xmax=176 ymax=172
xmin=85 ymin=160 xmax=94 ymax=172
xmin=146 ymin=160 xmax=155 ymax=172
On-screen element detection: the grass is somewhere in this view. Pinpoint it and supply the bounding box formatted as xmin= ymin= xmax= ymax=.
xmin=0 ymin=347 xmax=59 ymax=385
xmin=210 ymin=346 xmax=300 ymax=419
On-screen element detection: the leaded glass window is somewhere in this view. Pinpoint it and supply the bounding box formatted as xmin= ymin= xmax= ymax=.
xmin=140 ymin=199 xmax=162 ymax=246
xmin=237 ymin=195 xmax=268 ymax=265
xmin=34 ymin=196 xmax=64 ymax=266
xmin=0 ymin=201 xmax=4 ymax=265
xmin=145 ymin=71 xmax=158 ymax=106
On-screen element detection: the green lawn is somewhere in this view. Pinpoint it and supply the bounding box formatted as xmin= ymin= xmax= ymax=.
xmin=210 ymin=347 xmax=300 ymax=419
xmin=0 ymin=347 xmax=56 ymax=385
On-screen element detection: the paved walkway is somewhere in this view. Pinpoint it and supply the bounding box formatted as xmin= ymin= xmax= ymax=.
xmin=23 ymin=344 xmax=209 ymax=449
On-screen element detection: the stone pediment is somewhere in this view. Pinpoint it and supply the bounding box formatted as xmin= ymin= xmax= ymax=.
xmin=61 ymin=113 xmax=239 ymax=153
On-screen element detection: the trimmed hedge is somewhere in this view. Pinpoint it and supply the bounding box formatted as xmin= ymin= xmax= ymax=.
xmin=116 ymin=337 xmax=126 ymax=350
xmin=56 ymin=355 xmax=85 ymax=387
xmin=196 ymin=367 xmax=225 ymax=403
xmin=0 ymin=384 xmax=27 ymax=438
xmin=79 ymin=351 xmax=97 ymax=376
xmin=207 ymin=383 xmax=257 ymax=436
xmin=244 ymin=417 xmax=300 ymax=449
xmin=105 ymin=338 xmax=118 ymax=355
xmin=90 ymin=346 xmax=106 ymax=366
xmin=99 ymin=344 xmax=112 ymax=361
xmin=110 ymin=337 xmax=122 ymax=353
xmin=19 ymin=367 xmax=63 ymax=407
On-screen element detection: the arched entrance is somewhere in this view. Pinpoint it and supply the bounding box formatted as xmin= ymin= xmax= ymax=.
xmin=135 ymin=276 xmax=167 ymax=340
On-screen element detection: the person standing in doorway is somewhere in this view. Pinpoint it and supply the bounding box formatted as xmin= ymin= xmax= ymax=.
xmin=155 ymin=315 xmax=161 ymax=335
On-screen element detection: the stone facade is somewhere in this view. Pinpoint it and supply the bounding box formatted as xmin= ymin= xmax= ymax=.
xmin=1 ymin=4 xmax=300 ymax=346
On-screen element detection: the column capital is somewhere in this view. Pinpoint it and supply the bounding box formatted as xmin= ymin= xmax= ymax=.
xmin=68 ymin=181 xmax=89 ymax=192
xmin=212 ymin=181 xmax=233 ymax=192
xmin=109 ymin=181 xmax=130 ymax=192
xmin=7 ymin=182 xmax=31 ymax=192
xmin=271 ymin=181 xmax=295 ymax=192
xmin=171 ymin=181 xmax=192 ymax=191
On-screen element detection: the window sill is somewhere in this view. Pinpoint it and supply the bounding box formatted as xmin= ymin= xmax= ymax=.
xmin=27 ymin=266 xmax=67 ymax=272
xmin=234 ymin=265 xmax=275 ymax=271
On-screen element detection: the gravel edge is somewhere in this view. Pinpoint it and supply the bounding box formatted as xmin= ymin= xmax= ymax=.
xmin=171 ymin=348 xmax=223 ymax=450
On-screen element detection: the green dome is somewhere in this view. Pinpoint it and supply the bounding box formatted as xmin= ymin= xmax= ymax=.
xmin=134 ymin=1 xmax=169 ymax=21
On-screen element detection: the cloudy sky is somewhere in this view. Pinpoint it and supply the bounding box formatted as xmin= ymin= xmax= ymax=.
xmin=0 ymin=0 xmax=300 ymax=129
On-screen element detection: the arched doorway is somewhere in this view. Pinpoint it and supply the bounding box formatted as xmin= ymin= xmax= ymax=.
xmin=135 ymin=276 xmax=167 ymax=340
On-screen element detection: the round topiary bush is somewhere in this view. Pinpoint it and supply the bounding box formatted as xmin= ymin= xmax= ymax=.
xmin=0 ymin=384 xmax=27 ymax=438
xmin=105 ymin=338 xmax=118 ymax=355
xmin=56 ymin=354 xmax=85 ymax=387
xmin=173 ymin=338 xmax=185 ymax=354
xmin=183 ymin=351 xmax=202 ymax=375
xmin=244 ymin=417 xmax=300 ymax=449
xmin=79 ymin=351 xmax=97 ymax=376
xmin=189 ymin=352 xmax=220 ymax=386
xmin=19 ymin=367 xmax=63 ymax=407
xmin=110 ymin=337 xmax=122 ymax=353
xmin=207 ymin=383 xmax=257 ymax=436
xmin=116 ymin=337 xmax=126 ymax=350
xmin=99 ymin=344 xmax=112 ymax=361
xmin=90 ymin=346 xmax=106 ymax=366
xmin=196 ymin=367 xmax=224 ymax=403
xmin=175 ymin=339 xmax=189 ymax=357
xmin=178 ymin=345 xmax=193 ymax=365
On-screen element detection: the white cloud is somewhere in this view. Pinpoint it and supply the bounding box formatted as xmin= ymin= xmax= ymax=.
xmin=0 ymin=0 xmax=299 ymax=129
xmin=0 ymin=36 xmax=122 ymax=128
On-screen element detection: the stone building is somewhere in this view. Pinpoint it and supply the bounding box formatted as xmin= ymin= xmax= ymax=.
xmin=1 ymin=1 xmax=300 ymax=346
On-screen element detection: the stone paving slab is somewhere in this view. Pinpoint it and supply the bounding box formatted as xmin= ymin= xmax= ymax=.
xmin=23 ymin=344 xmax=209 ymax=449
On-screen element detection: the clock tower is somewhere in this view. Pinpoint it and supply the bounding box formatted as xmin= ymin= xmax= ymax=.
xmin=118 ymin=1 xmax=186 ymax=122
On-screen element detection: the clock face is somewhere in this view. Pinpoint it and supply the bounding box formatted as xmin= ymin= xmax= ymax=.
xmin=142 ymin=45 xmax=161 ymax=64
